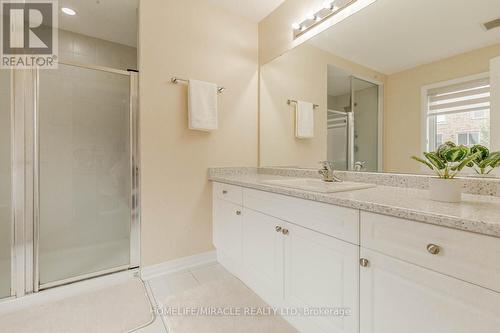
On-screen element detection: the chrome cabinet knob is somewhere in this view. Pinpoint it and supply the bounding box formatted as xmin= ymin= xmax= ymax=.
xmin=222 ymin=190 xmax=228 ymax=194
xmin=427 ymin=244 xmax=441 ymax=255
xmin=360 ymin=258 xmax=370 ymax=267
xmin=275 ymin=226 xmax=282 ymax=232
xmin=236 ymin=210 xmax=241 ymax=216
xmin=282 ymin=228 xmax=289 ymax=236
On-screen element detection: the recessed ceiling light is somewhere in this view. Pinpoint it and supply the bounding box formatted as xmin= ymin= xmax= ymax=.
xmin=61 ymin=7 xmax=76 ymax=16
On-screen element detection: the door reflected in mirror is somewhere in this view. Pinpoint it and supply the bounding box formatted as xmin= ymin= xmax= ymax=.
xmin=327 ymin=68 xmax=380 ymax=172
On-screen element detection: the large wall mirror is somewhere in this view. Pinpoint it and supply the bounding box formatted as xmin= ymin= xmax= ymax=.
xmin=259 ymin=0 xmax=500 ymax=176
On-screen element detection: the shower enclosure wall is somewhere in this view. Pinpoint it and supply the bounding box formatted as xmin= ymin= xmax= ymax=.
xmin=0 ymin=70 xmax=12 ymax=299
xmin=0 ymin=64 xmax=139 ymax=298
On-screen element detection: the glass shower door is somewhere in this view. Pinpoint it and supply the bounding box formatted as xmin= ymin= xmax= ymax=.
xmin=0 ymin=70 xmax=12 ymax=298
xmin=37 ymin=64 xmax=133 ymax=288
xmin=351 ymin=77 xmax=379 ymax=172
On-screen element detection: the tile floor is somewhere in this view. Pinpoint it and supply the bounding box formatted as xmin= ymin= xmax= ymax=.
xmin=134 ymin=262 xmax=235 ymax=333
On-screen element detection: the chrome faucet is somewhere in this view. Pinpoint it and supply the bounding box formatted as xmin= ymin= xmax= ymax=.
xmin=318 ymin=161 xmax=342 ymax=182
xmin=354 ymin=161 xmax=366 ymax=172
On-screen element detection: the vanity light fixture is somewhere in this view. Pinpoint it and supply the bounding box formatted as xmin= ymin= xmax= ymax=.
xmin=292 ymin=0 xmax=377 ymax=39
xmin=61 ymin=7 xmax=76 ymax=16
xmin=483 ymin=17 xmax=500 ymax=31
xmin=323 ymin=0 xmax=338 ymax=11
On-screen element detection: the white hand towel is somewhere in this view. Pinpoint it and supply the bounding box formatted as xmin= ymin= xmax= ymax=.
xmin=295 ymin=101 xmax=314 ymax=138
xmin=188 ymin=79 xmax=218 ymax=131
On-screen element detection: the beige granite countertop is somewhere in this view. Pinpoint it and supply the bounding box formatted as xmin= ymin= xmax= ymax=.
xmin=209 ymin=170 xmax=500 ymax=238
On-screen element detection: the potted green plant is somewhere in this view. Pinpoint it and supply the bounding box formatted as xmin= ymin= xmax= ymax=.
xmin=411 ymin=142 xmax=481 ymax=202
xmin=467 ymin=145 xmax=500 ymax=176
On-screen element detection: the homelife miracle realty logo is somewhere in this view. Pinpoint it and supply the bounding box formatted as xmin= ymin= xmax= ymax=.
xmin=1 ymin=0 xmax=58 ymax=68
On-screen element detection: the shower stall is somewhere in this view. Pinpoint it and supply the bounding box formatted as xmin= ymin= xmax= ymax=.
xmin=327 ymin=70 xmax=382 ymax=172
xmin=0 ymin=63 xmax=139 ymax=299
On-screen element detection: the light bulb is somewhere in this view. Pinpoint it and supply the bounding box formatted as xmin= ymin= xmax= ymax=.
xmin=61 ymin=7 xmax=76 ymax=16
xmin=323 ymin=1 xmax=334 ymax=10
xmin=292 ymin=22 xmax=301 ymax=30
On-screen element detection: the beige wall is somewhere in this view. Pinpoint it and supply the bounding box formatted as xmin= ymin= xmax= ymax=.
xmin=139 ymin=0 xmax=259 ymax=266
xmin=385 ymin=43 xmax=500 ymax=173
xmin=260 ymin=42 xmax=385 ymax=167
xmin=259 ymin=0 xmax=324 ymax=64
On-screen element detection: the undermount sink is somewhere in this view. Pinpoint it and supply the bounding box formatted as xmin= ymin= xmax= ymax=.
xmin=262 ymin=178 xmax=376 ymax=193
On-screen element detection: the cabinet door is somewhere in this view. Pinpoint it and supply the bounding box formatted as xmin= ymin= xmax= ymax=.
xmin=213 ymin=198 xmax=242 ymax=262
xmin=360 ymin=248 xmax=500 ymax=333
xmin=284 ymin=223 xmax=359 ymax=333
xmin=241 ymin=208 xmax=284 ymax=306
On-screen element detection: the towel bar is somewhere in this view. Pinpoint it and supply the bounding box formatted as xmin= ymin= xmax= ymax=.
xmin=171 ymin=77 xmax=226 ymax=93
xmin=287 ymin=99 xmax=319 ymax=108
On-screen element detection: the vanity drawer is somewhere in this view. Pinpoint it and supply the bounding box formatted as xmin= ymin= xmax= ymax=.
xmin=243 ymin=188 xmax=359 ymax=244
xmin=361 ymin=211 xmax=500 ymax=292
xmin=213 ymin=182 xmax=243 ymax=205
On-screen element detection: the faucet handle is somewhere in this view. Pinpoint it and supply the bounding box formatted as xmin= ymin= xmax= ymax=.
xmin=354 ymin=161 xmax=367 ymax=171
xmin=319 ymin=161 xmax=335 ymax=170
xmin=318 ymin=161 xmax=343 ymax=183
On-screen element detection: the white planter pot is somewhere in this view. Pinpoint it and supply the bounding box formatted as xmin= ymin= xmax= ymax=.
xmin=428 ymin=178 xmax=463 ymax=203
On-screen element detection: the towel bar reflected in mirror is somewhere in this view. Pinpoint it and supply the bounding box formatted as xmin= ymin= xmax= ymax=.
xmin=287 ymin=99 xmax=320 ymax=108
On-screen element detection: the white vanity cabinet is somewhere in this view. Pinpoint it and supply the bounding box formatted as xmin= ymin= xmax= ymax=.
xmin=241 ymin=207 xmax=284 ymax=307
xmin=359 ymin=248 xmax=500 ymax=333
xmin=212 ymin=182 xmax=243 ymax=276
xmin=242 ymin=207 xmax=360 ymax=333
xmin=359 ymin=212 xmax=500 ymax=333
xmin=212 ymin=181 xmax=500 ymax=333
xmin=213 ymin=199 xmax=242 ymax=264
xmin=212 ymin=182 xmax=360 ymax=333
xmin=283 ymin=222 xmax=359 ymax=333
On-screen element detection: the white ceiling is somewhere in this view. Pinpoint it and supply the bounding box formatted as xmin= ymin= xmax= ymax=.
xmin=56 ymin=0 xmax=283 ymax=47
xmin=58 ymin=0 xmax=138 ymax=47
xmin=310 ymin=0 xmax=500 ymax=74
xmin=207 ymin=0 xmax=285 ymax=23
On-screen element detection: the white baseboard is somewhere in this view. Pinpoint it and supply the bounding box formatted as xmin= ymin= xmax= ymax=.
xmin=141 ymin=250 xmax=217 ymax=280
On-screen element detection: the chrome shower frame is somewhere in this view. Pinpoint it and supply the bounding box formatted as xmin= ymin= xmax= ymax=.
xmin=8 ymin=63 xmax=140 ymax=297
